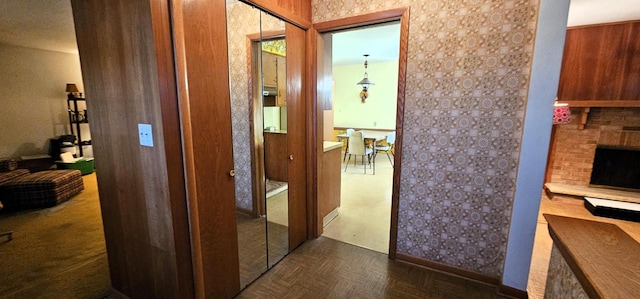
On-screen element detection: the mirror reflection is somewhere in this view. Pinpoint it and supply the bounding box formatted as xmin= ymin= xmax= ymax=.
xmin=260 ymin=11 xmax=288 ymax=268
xmin=226 ymin=1 xmax=289 ymax=289
xmin=225 ymin=1 xmax=266 ymax=288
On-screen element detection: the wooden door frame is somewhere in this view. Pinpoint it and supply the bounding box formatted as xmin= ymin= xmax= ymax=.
xmin=309 ymin=7 xmax=410 ymax=259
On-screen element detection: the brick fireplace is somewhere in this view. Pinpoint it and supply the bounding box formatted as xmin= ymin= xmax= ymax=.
xmin=547 ymin=107 xmax=640 ymax=186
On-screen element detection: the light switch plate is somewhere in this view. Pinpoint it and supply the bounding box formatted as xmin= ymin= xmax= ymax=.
xmin=138 ymin=124 xmax=154 ymax=147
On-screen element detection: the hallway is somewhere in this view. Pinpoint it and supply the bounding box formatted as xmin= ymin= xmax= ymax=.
xmin=237 ymin=236 xmax=499 ymax=298
xmin=322 ymin=152 xmax=394 ymax=253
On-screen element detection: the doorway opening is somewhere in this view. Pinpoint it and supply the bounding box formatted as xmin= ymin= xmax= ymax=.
xmin=316 ymin=20 xmax=404 ymax=255
xmin=322 ymin=23 xmax=400 ymax=254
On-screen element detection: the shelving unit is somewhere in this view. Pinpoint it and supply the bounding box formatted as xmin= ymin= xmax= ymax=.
xmin=67 ymin=96 xmax=91 ymax=157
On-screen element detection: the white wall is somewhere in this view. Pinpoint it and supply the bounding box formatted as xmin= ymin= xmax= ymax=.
xmin=0 ymin=44 xmax=84 ymax=158
xmin=503 ymin=0 xmax=571 ymax=291
xmin=333 ymin=61 xmax=398 ymax=130
xmin=263 ymin=107 xmax=281 ymax=131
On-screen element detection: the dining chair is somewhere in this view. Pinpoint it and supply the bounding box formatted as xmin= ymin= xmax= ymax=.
xmin=344 ymin=131 xmax=373 ymax=174
xmin=375 ymin=131 xmax=396 ymax=166
xmin=342 ymin=128 xmax=355 ymax=162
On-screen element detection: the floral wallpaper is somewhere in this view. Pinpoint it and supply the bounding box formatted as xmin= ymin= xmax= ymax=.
xmin=314 ymin=0 xmax=538 ymax=277
xmin=262 ymin=40 xmax=287 ymax=56
xmin=226 ymin=3 xmax=285 ymax=212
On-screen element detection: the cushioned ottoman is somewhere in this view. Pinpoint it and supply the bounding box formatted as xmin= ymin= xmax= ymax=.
xmin=0 ymin=169 xmax=30 ymax=186
xmin=0 ymin=170 xmax=84 ymax=209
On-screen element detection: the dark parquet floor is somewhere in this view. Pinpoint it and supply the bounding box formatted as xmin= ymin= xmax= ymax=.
xmin=236 ymin=237 xmax=500 ymax=299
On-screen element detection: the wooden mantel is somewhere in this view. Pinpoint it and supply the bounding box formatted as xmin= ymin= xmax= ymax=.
xmin=557 ymin=101 xmax=640 ymax=130
xmin=559 ymin=100 xmax=640 ymax=108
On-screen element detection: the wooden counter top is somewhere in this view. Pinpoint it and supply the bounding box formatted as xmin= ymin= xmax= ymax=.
xmin=544 ymin=214 xmax=640 ymax=298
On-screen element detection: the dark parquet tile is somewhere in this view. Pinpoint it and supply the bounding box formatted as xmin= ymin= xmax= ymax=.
xmin=236 ymin=237 xmax=499 ymax=299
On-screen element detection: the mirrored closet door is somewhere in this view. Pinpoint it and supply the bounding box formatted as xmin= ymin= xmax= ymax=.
xmin=225 ymin=0 xmax=290 ymax=289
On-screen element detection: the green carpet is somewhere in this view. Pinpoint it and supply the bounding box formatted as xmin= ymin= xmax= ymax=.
xmin=0 ymin=173 xmax=111 ymax=298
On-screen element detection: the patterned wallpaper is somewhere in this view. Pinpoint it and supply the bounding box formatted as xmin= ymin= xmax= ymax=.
xmin=313 ymin=0 xmax=538 ymax=277
xmin=226 ymin=3 xmax=285 ymax=212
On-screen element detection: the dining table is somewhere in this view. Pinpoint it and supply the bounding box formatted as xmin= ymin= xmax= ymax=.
xmin=335 ymin=130 xmax=389 ymax=175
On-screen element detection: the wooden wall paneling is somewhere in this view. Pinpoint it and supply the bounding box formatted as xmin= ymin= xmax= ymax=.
xmin=168 ymin=1 xmax=205 ymax=297
xmin=559 ymin=23 xmax=628 ymax=100
xmin=249 ymin=39 xmax=266 ymax=217
xmin=558 ymin=21 xmax=640 ymax=102
xmin=244 ymin=0 xmax=311 ymax=30
xmin=71 ymin=0 xmax=187 ymax=297
xmin=622 ymin=22 xmax=640 ymax=100
xmin=311 ymin=30 xmax=334 ymax=236
xmin=286 ymin=23 xmax=308 ymax=250
xmin=320 ymin=34 xmax=333 ymax=111
xmin=175 ymin=0 xmax=241 ymax=297
xmin=310 ymin=29 xmax=322 ymax=236
xmin=149 ymin=0 xmax=195 ymax=297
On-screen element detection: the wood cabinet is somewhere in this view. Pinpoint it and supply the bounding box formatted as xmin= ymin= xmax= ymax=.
xmin=276 ymin=54 xmax=287 ymax=106
xmin=263 ymin=52 xmax=278 ymax=87
xmin=264 ymin=132 xmax=288 ymax=181
xmin=317 ymin=142 xmax=342 ymax=234
xmin=263 ymin=51 xmax=287 ymax=107
xmin=558 ymin=21 xmax=640 ymax=102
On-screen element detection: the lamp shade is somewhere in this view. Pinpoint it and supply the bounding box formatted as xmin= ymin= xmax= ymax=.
xmin=66 ymin=83 xmax=79 ymax=93
xmin=356 ymin=77 xmax=374 ymax=86
xmin=553 ymin=103 xmax=571 ymax=124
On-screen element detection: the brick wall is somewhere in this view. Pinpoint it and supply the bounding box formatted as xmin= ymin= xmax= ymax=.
xmin=548 ymin=107 xmax=640 ymax=186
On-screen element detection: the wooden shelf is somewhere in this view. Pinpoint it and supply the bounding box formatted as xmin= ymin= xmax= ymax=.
xmin=558 ymin=100 xmax=640 ymax=108
xmin=67 ymin=97 xmax=91 ymax=156
xmin=557 ymin=101 xmax=640 ymax=129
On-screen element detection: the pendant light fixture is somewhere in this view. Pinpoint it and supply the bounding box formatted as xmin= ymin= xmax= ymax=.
xmin=356 ymin=54 xmax=374 ymax=103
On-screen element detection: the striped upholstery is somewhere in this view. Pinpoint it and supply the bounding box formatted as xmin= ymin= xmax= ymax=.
xmin=0 ymin=169 xmax=30 ymax=186
xmin=0 ymin=170 xmax=84 ymax=209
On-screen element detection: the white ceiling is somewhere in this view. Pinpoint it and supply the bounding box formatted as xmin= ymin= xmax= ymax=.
xmin=0 ymin=0 xmax=77 ymax=54
xmin=568 ymin=0 xmax=640 ymax=26
xmin=332 ymin=22 xmax=401 ymax=66
xmin=0 ymin=0 xmax=639 ymax=58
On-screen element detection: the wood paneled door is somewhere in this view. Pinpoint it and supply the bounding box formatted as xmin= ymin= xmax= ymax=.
xmin=286 ymin=23 xmax=308 ymax=251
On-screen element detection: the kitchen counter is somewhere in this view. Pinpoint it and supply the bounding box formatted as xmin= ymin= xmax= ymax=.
xmin=317 ymin=141 xmax=342 ymax=234
xmin=323 ymin=141 xmax=343 ymax=152
xmin=544 ymin=214 xmax=640 ymax=298
xmin=264 ymin=129 xmax=287 ymax=134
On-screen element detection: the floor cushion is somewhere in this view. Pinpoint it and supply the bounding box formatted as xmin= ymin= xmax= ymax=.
xmin=0 ymin=169 xmax=30 ymax=187
xmin=0 ymin=170 xmax=84 ymax=209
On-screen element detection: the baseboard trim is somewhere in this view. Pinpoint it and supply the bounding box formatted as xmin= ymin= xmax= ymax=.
xmin=395 ymin=253 xmax=500 ymax=286
xmin=498 ymin=284 xmax=528 ymax=299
